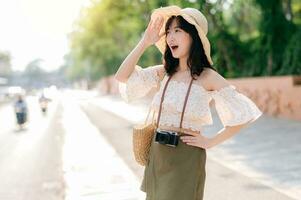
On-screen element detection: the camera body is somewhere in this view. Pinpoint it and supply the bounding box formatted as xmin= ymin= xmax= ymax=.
xmin=155 ymin=129 xmax=180 ymax=147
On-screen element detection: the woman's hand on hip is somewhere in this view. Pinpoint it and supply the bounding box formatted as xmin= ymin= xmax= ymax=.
xmin=180 ymin=133 xmax=214 ymax=149
xmin=141 ymin=16 xmax=164 ymax=46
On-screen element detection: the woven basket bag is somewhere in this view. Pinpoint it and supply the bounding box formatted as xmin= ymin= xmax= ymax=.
xmin=132 ymin=106 xmax=156 ymax=166
xmin=132 ymin=74 xmax=173 ymax=166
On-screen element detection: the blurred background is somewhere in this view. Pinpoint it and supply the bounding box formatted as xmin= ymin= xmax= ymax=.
xmin=0 ymin=0 xmax=300 ymax=200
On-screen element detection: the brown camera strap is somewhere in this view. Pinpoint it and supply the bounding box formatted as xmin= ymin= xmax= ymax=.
xmin=156 ymin=75 xmax=194 ymax=132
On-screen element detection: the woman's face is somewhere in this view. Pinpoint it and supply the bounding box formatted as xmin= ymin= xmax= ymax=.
xmin=166 ymin=19 xmax=192 ymax=59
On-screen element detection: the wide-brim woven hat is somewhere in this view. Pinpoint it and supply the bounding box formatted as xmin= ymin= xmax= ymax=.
xmin=151 ymin=5 xmax=213 ymax=65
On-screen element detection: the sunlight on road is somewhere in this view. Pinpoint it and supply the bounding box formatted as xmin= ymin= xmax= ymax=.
xmin=90 ymin=96 xmax=149 ymax=124
xmin=61 ymin=93 xmax=145 ymax=200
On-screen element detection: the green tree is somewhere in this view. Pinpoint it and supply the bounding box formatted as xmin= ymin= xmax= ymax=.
xmin=254 ymin=0 xmax=296 ymax=76
xmin=66 ymin=0 xmax=301 ymax=82
xmin=280 ymin=27 xmax=301 ymax=74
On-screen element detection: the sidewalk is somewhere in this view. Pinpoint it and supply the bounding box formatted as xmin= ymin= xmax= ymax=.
xmin=85 ymin=94 xmax=301 ymax=200
xmin=60 ymin=93 xmax=145 ymax=200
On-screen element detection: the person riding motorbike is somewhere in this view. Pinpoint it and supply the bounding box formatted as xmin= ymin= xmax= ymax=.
xmin=14 ymin=94 xmax=28 ymax=130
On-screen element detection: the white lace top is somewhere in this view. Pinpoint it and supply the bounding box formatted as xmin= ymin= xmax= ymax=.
xmin=118 ymin=64 xmax=262 ymax=132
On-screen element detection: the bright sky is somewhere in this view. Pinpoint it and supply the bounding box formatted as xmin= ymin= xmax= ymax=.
xmin=0 ymin=0 xmax=90 ymax=72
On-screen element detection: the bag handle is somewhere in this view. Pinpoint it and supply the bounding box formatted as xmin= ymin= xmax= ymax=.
xmin=144 ymin=105 xmax=155 ymax=124
xmin=143 ymin=71 xmax=167 ymax=125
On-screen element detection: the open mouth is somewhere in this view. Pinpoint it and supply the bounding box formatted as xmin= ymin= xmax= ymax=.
xmin=170 ymin=45 xmax=179 ymax=51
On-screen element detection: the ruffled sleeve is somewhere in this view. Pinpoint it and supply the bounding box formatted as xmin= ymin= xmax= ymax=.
xmin=118 ymin=64 xmax=164 ymax=103
xmin=210 ymin=85 xmax=262 ymax=127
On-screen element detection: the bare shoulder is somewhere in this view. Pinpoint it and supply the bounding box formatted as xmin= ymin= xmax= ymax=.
xmin=199 ymin=68 xmax=231 ymax=91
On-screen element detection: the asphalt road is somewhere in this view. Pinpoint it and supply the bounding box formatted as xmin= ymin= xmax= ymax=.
xmin=0 ymin=90 xmax=298 ymax=200
xmin=0 ymin=96 xmax=64 ymax=200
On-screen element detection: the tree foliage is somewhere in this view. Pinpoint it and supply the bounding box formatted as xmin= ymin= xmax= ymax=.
xmin=66 ymin=0 xmax=301 ymax=81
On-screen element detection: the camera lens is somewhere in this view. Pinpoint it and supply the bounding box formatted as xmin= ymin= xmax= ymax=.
xmin=164 ymin=133 xmax=170 ymax=143
xmin=156 ymin=133 xmax=165 ymax=144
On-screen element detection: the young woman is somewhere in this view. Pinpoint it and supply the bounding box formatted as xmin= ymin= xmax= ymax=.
xmin=115 ymin=5 xmax=262 ymax=200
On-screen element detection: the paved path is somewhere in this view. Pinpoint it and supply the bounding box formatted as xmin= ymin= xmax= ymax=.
xmin=61 ymin=91 xmax=145 ymax=200
xmin=1 ymin=90 xmax=298 ymax=200
xmin=0 ymin=92 xmax=145 ymax=200
xmin=0 ymin=96 xmax=64 ymax=200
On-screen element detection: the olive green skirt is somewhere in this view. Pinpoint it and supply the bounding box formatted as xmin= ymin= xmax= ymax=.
xmin=140 ymin=132 xmax=207 ymax=200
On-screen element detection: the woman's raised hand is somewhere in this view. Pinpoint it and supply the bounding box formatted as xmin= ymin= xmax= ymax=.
xmin=115 ymin=15 xmax=164 ymax=83
xmin=141 ymin=16 xmax=164 ymax=46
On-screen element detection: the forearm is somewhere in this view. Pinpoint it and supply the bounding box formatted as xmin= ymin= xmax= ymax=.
xmin=210 ymin=123 xmax=247 ymax=148
xmin=114 ymin=39 xmax=150 ymax=83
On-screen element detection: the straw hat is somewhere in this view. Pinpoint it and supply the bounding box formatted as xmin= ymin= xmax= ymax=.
xmin=151 ymin=5 xmax=213 ymax=65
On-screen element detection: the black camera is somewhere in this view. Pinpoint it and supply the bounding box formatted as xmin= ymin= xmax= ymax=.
xmin=155 ymin=129 xmax=180 ymax=147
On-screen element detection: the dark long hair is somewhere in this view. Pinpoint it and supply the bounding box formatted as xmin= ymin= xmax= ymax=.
xmin=163 ymin=15 xmax=216 ymax=79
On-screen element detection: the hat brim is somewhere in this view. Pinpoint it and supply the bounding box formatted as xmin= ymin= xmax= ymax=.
xmin=151 ymin=6 xmax=213 ymax=65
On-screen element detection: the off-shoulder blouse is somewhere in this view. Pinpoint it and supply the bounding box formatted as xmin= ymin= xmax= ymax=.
xmin=118 ymin=64 xmax=262 ymax=132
